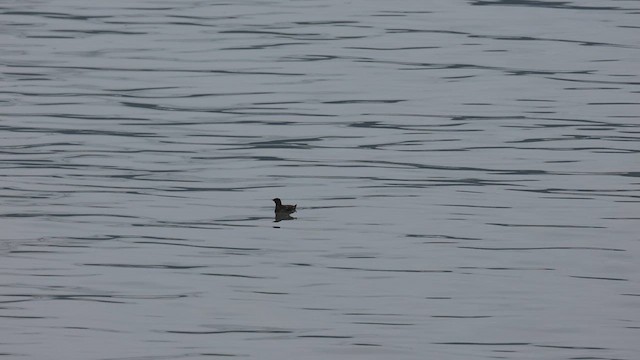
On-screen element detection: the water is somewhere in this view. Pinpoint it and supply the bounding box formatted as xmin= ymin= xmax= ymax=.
xmin=1 ymin=0 xmax=639 ymax=359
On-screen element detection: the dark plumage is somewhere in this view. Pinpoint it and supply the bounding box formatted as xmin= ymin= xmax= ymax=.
xmin=273 ymin=198 xmax=297 ymax=214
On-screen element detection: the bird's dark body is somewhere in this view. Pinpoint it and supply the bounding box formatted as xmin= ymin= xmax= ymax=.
xmin=273 ymin=198 xmax=297 ymax=213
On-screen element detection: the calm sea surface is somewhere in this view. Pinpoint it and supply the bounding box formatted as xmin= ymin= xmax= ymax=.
xmin=1 ymin=0 xmax=639 ymax=359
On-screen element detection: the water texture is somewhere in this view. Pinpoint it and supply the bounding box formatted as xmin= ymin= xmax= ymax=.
xmin=1 ymin=0 xmax=639 ymax=359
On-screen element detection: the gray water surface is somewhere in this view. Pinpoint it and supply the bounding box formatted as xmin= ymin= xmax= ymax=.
xmin=1 ymin=0 xmax=639 ymax=359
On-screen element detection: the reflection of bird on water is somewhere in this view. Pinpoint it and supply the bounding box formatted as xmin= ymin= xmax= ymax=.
xmin=275 ymin=212 xmax=295 ymax=222
xmin=273 ymin=198 xmax=296 ymax=222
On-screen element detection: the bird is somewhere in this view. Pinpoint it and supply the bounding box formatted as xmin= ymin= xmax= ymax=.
xmin=273 ymin=198 xmax=297 ymax=214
